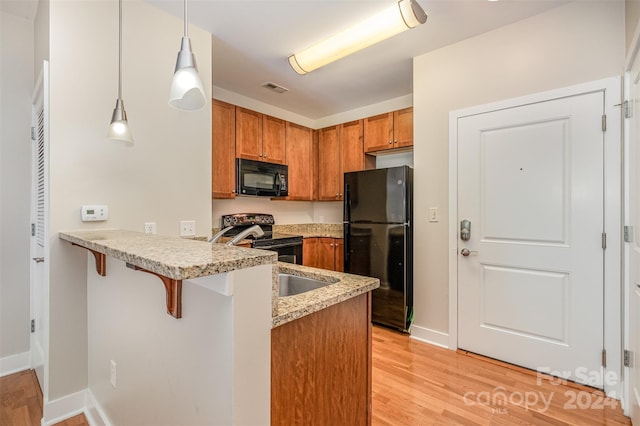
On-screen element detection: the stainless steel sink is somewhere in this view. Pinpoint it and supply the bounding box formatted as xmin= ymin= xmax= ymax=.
xmin=278 ymin=274 xmax=338 ymax=297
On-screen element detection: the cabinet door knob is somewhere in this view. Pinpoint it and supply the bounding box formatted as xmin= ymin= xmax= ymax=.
xmin=264 ymin=154 xmax=267 ymax=158
xmin=388 ymin=140 xmax=392 ymax=144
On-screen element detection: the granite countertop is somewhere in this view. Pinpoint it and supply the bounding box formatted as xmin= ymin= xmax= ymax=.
xmin=59 ymin=229 xmax=378 ymax=328
xmin=59 ymin=229 xmax=277 ymax=280
xmin=273 ymin=223 xmax=343 ymax=238
xmin=272 ymin=262 xmax=379 ymax=328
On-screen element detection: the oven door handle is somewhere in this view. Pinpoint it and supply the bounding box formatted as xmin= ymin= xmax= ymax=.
xmin=254 ymin=242 xmax=301 ymax=250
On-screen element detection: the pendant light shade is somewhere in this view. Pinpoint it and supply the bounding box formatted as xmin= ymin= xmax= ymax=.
xmin=289 ymin=0 xmax=427 ymax=75
xmin=108 ymin=99 xmax=134 ymax=143
xmin=169 ymin=0 xmax=206 ymax=111
xmin=108 ymin=0 xmax=133 ymax=144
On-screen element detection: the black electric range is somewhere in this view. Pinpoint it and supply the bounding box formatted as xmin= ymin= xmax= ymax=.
xmin=221 ymin=213 xmax=303 ymax=264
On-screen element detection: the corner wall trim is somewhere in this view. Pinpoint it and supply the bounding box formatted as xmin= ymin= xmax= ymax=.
xmin=409 ymin=325 xmax=450 ymax=349
xmin=0 ymin=351 xmax=30 ymax=377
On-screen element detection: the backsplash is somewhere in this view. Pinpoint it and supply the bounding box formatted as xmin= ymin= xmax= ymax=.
xmin=212 ymin=198 xmax=342 ymax=227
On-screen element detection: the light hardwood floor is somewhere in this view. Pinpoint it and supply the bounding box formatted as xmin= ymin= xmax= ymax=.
xmin=372 ymin=326 xmax=631 ymax=425
xmin=0 ymin=326 xmax=632 ymax=425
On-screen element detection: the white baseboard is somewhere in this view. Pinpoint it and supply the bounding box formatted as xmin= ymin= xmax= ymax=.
xmin=0 ymin=351 xmax=30 ymax=377
xmin=409 ymin=325 xmax=451 ymax=349
xmin=42 ymin=390 xmax=87 ymax=426
xmin=85 ymin=389 xmax=110 ymax=426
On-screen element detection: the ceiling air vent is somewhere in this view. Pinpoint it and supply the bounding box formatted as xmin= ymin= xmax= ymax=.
xmin=262 ymin=82 xmax=289 ymax=94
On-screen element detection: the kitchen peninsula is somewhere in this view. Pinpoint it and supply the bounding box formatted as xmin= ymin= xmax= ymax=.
xmin=59 ymin=230 xmax=378 ymax=425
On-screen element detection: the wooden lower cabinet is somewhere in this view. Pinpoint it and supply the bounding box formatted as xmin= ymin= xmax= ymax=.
xmin=271 ymin=293 xmax=372 ymax=426
xmin=303 ymin=237 xmax=343 ymax=271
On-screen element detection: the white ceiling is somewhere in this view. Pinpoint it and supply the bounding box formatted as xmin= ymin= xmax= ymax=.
xmin=1 ymin=0 xmax=569 ymax=120
xmin=146 ymin=0 xmax=569 ymax=119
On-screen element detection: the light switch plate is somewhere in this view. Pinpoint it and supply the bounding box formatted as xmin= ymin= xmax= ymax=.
xmin=81 ymin=205 xmax=108 ymax=222
xmin=428 ymin=207 xmax=439 ymax=222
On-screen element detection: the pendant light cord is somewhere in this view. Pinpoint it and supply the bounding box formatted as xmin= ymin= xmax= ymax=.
xmin=118 ymin=0 xmax=123 ymax=100
xmin=183 ymin=0 xmax=188 ymax=37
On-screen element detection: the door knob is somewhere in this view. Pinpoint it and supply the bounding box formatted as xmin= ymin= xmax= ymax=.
xmin=460 ymin=248 xmax=477 ymax=257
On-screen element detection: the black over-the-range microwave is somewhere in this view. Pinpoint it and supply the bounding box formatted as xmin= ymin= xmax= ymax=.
xmin=236 ymin=158 xmax=288 ymax=197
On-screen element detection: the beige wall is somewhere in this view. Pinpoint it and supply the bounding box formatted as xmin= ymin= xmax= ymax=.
xmin=0 ymin=11 xmax=34 ymax=362
xmin=627 ymin=0 xmax=640 ymax=55
xmin=45 ymin=0 xmax=211 ymax=401
xmin=412 ymin=1 xmax=625 ymax=339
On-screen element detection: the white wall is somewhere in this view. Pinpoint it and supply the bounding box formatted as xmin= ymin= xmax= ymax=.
xmin=412 ymin=1 xmax=625 ymax=339
xmin=0 ymin=11 xmax=34 ymax=363
xmin=627 ymin=0 xmax=640 ymax=55
xmin=86 ymin=259 xmax=271 ymax=425
xmin=45 ymin=0 xmax=211 ymax=402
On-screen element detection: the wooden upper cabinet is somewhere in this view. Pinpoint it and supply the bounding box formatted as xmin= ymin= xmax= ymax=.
xmin=341 ymin=120 xmax=364 ymax=174
xmin=262 ymin=115 xmax=286 ymax=164
xmin=318 ymin=120 xmax=364 ymax=202
xmin=285 ymin=122 xmax=315 ymax=201
xmin=235 ymin=107 xmax=262 ymax=161
xmin=363 ymin=107 xmax=413 ymax=153
xmin=212 ymin=99 xmax=236 ymax=199
xmin=393 ymin=107 xmax=414 ymax=149
xmin=318 ymin=125 xmax=341 ymax=201
xmin=236 ymin=107 xmax=286 ymax=164
xmin=363 ymin=112 xmax=393 ymax=152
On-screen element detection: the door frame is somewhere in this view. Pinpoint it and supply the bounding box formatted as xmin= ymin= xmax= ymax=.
xmin=448 ymin=77 xmax=622 ymax=398
xmin=623 ymin=17 xmax=640 ymax=418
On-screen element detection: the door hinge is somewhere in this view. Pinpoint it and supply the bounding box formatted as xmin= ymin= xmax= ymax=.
xmin=625 ymin=226 xmax=634 ymax=243
xmin=624 ymin=100 xmax=633 ymax=119
xmin=30 ymin=126 xmax=36 ymax=141
xmin=31 ymin=223 xmax=36 ymax=237
xmin=602 ymin=114 xmax=607 ymax=132
xmin=602 ymin=349 xmax=607 ymax=368
xmin=624 ymin=349 xmax=634 ymax=368
xmin=602 ymin=232 xmax=607 ymax=249
xmin=30 ymin=319 xmax=35 ymax=333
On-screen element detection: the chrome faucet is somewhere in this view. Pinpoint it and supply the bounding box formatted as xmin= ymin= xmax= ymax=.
xmin=226 ymin=225 xmax=264 ymax=246
xmin=209 ymin=226 xmax=234 ymax=243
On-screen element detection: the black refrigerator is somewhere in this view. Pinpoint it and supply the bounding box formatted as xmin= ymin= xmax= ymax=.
xmin=343 ymin=166 xmax=413 ymax=332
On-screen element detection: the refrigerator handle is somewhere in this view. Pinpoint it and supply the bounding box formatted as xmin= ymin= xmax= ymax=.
xmin=344 ymin=183 xmax=351 ymax=223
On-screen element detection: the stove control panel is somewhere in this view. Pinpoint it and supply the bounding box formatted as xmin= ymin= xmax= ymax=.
xmin=222 ymin=213 xmax=275 ymax=227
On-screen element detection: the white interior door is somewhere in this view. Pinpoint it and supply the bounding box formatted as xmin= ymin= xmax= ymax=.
xmin=30 ymin=61 xmax=49 ymax=393
xmin=457 ymin=91 xmax=605 ymax=387
xmin=628 ymin=53 xmax=640 ymax=424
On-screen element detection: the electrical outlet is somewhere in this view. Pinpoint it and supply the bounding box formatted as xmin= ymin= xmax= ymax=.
xmin=179 ymin=220 xmax=196 ymax=237
xmin=144 ymin=222 xmax=156 ymax=234
xmin=110 ymin=360 xmax=117 ymax=388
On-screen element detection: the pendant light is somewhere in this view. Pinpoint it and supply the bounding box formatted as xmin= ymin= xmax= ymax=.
xmin=289 ymin=0 xmax=427 ymax=75
xmin=108 ymin=0 xmax=134 ymax=144
xmin=168 ymin=0 xmax=206 ymax=111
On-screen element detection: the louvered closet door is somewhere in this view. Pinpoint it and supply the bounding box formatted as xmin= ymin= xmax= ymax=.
xmin=30 ymin=61 xmax=49 ymax=393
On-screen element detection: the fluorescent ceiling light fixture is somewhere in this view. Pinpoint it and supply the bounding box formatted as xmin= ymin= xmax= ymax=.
xmin=108 ymin=0 xmax=133 ymax=144
xmin=289 ymin=0 xmax=427 ymax=75
xmin=169 ymin=0 xmax=207 ymax=111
